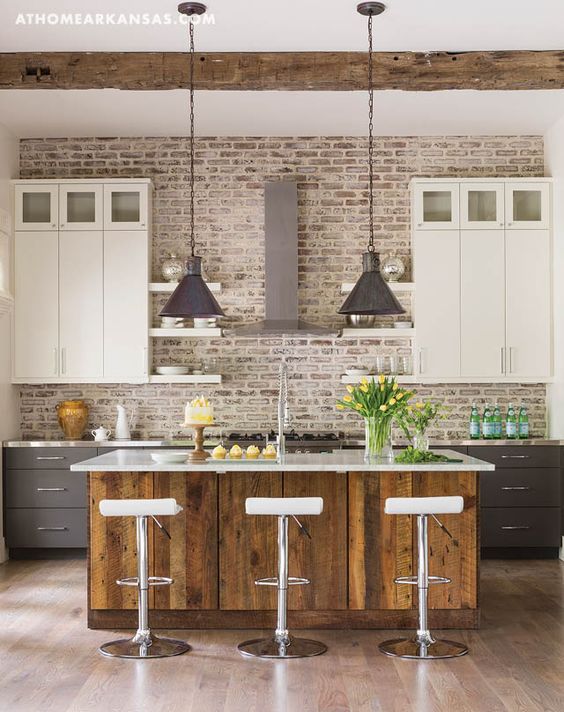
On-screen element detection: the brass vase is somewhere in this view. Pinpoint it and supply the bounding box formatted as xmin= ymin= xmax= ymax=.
xmin=57 ymin=400 xmax=89 ymax=440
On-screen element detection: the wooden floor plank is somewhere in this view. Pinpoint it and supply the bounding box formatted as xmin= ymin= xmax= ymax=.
xmin=0 ymin=557 xmax=563 ymax=712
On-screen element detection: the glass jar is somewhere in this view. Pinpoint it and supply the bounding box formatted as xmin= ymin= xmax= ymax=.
xmin=413 ymin=430 xmax=430 ymax=452
xmin=364 ymin=416 xmax=394 ymax=462
xmin=381 ymin=253 xmax=406 ymax=282
xmin=160 ymin=253 xmax=186 ymax=283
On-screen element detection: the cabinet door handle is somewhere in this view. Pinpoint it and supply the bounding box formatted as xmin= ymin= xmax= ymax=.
xmin=36 ymin=456 xmax=66 ymax=461
xmin=418 ymin=348 xmax=424 ymax=374
xmin=53 ymin=348 xmax=58 ymax=375
xmin=500 ymin=347 xmax=505 ymax=375
xmin=61 ymin=347 xmax=67 ymax=375
xmin=508 ymin=346 xmax=514 ymax=373
xmin=500 ymin=486 xmax=530 ymax=491
xmin=501 ymin=525 xmax=530 ymax=531
xmin=37 ymin=487 xmax=67 ymax=492
xmin=500 ymin=455 xmax=529 ymax=459
xmin=143 ymin=346 xmax=149 ymax=376
xmin=37 ymin=526 xmax=68 ymax=531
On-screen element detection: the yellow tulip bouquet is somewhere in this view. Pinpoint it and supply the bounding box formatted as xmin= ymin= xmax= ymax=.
xmin=337 ymin=375 xmax=414 ymax=461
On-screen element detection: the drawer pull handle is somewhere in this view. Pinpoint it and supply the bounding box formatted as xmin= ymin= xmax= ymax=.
xmin=500 ymin=455 xmax=529 ymax=459
xmin=36 ymin=487 xmax=67 ymax=492
xmin=501 ymin=525 xmax=531 ymax=530
xmin=500 ymin=486 xmax=530 ymax=491
xmin=37 ymin=526 xmax=68 ymax=531
xmin=36 ymin=456 xmax=66 ymax=461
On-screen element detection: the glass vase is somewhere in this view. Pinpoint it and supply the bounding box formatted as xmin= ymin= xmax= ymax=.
xmin=364 ymin=416 xmax=394 ymax=462
xmin=413 ymin=430 xmax=430 ymax=452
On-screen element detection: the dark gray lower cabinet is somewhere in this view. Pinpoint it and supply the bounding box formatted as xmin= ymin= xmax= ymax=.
xmin=3 ymin=447 xmax=90 ymax=550
xmin=469 ymin=446 xmax=561 ymax=552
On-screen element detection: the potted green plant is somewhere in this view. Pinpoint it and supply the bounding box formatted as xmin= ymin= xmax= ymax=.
xmin=396 ymin=400 xmax=447 ymax=452
xmin=337 ymin=375 xmax=414 ymax=461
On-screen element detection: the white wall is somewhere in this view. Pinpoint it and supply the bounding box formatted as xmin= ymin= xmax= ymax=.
xmin=0 ymin=123 xmax=19 ymax=562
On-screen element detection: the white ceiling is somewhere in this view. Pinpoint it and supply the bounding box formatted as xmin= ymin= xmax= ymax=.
xmin=2 ymin=89 xmax=564 ymax=138
xmin=2 ymin=1 xmax=564 ymax=138
xmin=2 ymin=0 xmax=564 ymax=51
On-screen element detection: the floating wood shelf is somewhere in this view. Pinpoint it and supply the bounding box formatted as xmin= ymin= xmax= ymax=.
xmin=149 ymin=374 xmax=222 ymax=384
xmin=340 ymin=328 xmax=415 ymax=338
xmin=149 ymin=282 xmax=221 ymax=293
xmin=341 ymin=282 xmax=415 ymax=294
xmin=149 ymin=328 xmax=223 ymax=338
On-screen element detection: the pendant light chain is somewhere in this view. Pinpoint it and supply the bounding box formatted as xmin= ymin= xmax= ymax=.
xmin=367 ymin=13 xmax=375 ymax=253
xmin=189 ymin=18 xmax=196 ymax=257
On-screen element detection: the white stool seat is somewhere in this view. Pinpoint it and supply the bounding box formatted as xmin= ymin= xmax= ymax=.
xmin=385 ymin=496 xmax=463 ymax=516
xmin=100 ymin=498 xmax=183 ymax=518
xmin=246 ymin=497 xmax=323 ymax=516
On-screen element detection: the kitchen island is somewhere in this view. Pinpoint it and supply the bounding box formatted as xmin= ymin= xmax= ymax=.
xmin=72 ymin=449 xmax=494 ymax=630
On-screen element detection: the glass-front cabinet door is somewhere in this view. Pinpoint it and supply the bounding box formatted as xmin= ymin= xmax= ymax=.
xmin=460 ymin=183 xmax=504 ymax=229
xmin=59 ymin=185 xmax=103 ymax=231
xmin=413 ymin=183 xmax=459 ymax=230
xmin=505 ymin=182 xmax=551 ymax=229
xmin=14 ymin=185 xmax=58 ymax=231
xmin=103 ymin=184 xmax=148 ymax=230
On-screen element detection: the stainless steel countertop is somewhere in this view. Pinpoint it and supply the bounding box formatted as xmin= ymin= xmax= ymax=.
xmin=3 ymin=438 xmax=561 ymax=448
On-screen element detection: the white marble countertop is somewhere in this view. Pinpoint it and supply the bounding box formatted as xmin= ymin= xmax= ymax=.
xmin=70 ymin=449 xmax=495 ymax=473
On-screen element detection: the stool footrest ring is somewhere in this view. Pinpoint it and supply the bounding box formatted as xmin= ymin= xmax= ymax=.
xmin=116 ymin=576 xmax=174 ymax=587
xmin=394 ymin=575 xmax=451 ymax=586
xmin=255 ymin=576 xmax=310 ymax=587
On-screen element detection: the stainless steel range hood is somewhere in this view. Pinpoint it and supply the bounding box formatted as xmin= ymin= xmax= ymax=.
xmin=232 ymin=182 xmax=336 ymax=336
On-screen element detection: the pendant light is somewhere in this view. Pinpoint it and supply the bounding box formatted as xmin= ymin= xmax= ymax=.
xmin=161 ymin=2 xmax=225 ymax=319
xmin=338 ymin=2 xmax=404 ymax=317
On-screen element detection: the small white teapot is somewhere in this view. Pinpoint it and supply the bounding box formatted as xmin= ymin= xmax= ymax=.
xmin=91 ymin=426 xmax=111 ymax=442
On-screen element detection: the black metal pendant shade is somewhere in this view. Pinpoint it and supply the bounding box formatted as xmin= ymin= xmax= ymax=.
xmin=338 ymin=252 xmax=404 ymax=316
xmin=161 ymin=256 xmax=225 ymax=318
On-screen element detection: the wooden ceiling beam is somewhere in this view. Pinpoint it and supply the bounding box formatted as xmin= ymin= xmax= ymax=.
xmin=1 ymin=50 xmax=563 ymax=91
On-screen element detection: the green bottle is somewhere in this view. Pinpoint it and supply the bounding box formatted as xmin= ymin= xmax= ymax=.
xmin=506 ymin=403 xmax=518 ymax=439
xmin=469 ymin=403 xmax=480 ymax=439
xmin=482 ymin=403 xmax=494 ymax=440
xmin=518 ymin=403 xmax=529 ymax=439
xmin=493 ymin=402 xmax=502 ymax=439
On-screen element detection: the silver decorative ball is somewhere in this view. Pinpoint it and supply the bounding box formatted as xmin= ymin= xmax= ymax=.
xmin=161 ymin=253 xmax=186 ymax=283
xmin=381 ymin=253 xmax=406 ymax=282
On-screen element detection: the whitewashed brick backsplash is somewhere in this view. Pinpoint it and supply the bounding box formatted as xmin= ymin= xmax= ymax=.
xmin=18 ymin=135 xmax=547 ymax=439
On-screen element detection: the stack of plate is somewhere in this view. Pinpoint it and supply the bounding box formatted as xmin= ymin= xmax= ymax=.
xmin=155 ymin=366 xmax=190 ymax=375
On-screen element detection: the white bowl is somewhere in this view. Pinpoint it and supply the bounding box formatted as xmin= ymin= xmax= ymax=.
xmin=155 ymin=366 xmax=190 ymax=375
xmin=150 ymin=451 xmax=189 ymax=464
xmin=345 ymin=368 xmax=370 ymax=376
xmin=393 ymin=321 xmax=413 ymax=329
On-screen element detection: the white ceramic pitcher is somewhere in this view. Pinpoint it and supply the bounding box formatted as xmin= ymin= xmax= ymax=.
xmin=115 ymin=405 xmax=132 ymax=440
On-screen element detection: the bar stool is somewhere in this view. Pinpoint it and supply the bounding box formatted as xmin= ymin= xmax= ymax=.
xmin=237 ymin=496 xmax=328 ymax=659
xmin=98 ymin=498 xmax=190 ymax=659
xmin=379 ymin=495 xmax=469 ymax=660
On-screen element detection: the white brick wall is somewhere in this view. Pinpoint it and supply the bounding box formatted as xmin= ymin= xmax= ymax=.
xmin=18 ymin=135 xmax=547 ymax=439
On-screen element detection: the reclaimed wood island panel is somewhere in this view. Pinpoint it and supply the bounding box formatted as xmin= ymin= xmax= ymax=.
xmin=72 ymin=450 xmax=494 ymax=630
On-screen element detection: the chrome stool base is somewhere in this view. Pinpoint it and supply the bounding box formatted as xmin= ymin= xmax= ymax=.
xmin=99 ymin=634 xmax=191 ymax=659
xmin=238 ymin=635 xmax=327 ymax=659
xmin=379 ymin=637 xmax=468 ymax=660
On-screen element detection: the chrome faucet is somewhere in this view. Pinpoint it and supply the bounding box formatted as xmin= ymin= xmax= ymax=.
xmin=277 ymin=360 xmax=290 ymax=462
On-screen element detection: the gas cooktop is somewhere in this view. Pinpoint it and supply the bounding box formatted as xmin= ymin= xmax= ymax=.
xmin=227 ymin=431 xmax=343 ymax=443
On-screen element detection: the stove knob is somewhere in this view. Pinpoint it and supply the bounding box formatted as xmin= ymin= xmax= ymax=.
xmin=305 ymin=450 xmax=311 ymax=454
xmin=296 ymin=449 xmax=302 ymax=454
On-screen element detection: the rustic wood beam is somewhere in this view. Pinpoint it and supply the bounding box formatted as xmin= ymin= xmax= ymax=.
xmin=1 ymin=51 xmax=563 ymax=91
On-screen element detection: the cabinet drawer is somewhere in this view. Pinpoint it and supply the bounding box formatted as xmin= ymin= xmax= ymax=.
xmin=480 ymin=468 xmax=560 ymax=507
xmin=6 ymin=508 xmax=87 ymax=548
xmin=481 ymin=507 xmax=560 ymax=547
xmin=5 ymin=470 xmax=86 ymax=508
xmin=468 ymin=446 xmax=559 ymax=469
xmin=5 ymin=447 xmax=91 ymax=469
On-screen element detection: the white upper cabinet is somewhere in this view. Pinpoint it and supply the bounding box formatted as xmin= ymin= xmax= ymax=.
xmin=505 ymin=182 xmax=551 ymax=229
xmin=505 ymin=229 xmax=551 ymax=379
xmin=413 ymin=183 xmax=459 ymax=230
xmin=460 ymin=183 xmax=505 ymax=230
xmin=14 ymin=185 xmax=58 ymax=231
xmin=59 ymin=231 xmax=104 ymax=379
xmin=414 ymin=229 xmax=460 ymax=379
xmin=14 ymin=231 xmax=59 ymax=379
xmin=460 ymin=230 xmax=506 ymax=377
xmin=103 ymin=230 xmax=150 ymax=382
xmin=104 ymin=184 xmax=149 ymax=230
xmin=13 ymin=179 xmax=151 ymax=383
xmin=59 ymin=184 xmax=103 ymax=231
